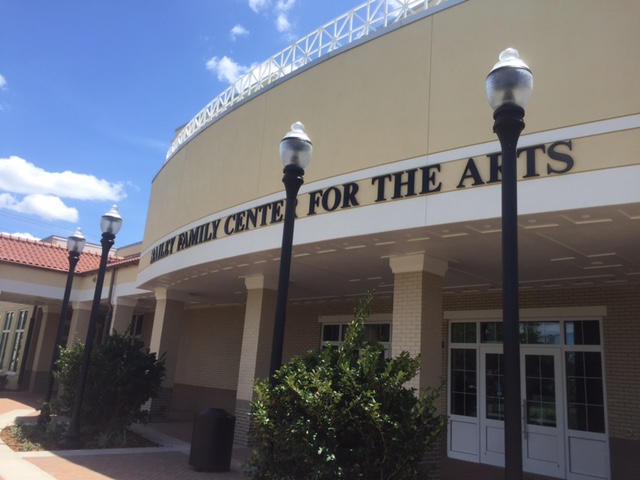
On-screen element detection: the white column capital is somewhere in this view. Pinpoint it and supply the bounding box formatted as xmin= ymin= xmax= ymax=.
xmin=154 ymin=287 xmax=188 ymax=303
xmin=389 ymin=254 xmax=448 ymax=277
xmin=244 ymin=274 xmax=277 ymax=291
xmin=70 ymin=301 xmax=93 ymax=311
xmin=113 ymin=296 xmax=138 ymax=308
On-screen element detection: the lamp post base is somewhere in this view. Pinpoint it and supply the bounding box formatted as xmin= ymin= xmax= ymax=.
xmin=60 ymin=431 xmax=83 ymax=450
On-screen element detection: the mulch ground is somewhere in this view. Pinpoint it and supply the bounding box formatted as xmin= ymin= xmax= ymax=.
xmin=0 ymin=425 xmax=160 ymax=452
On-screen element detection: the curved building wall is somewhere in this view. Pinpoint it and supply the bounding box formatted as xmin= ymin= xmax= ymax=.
xmin=141 ymin=0 xmax=639 ymax=276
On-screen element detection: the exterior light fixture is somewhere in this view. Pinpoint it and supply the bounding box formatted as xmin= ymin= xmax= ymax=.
xmin=63 ymin=206 xmax=123 ymax=448
xmin=486 ymin=48 xmax=533 ymax=480
xmin=42 ymin=228 xmax=86 ymax=409
xmin=269 ymin=123 xmax=313 ymax=379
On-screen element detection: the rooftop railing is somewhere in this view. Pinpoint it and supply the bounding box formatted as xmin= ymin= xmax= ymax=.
xmin=166 ymin=0 xmax=449 ymax=161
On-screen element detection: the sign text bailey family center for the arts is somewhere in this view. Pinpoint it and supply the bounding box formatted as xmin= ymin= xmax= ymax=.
xmin=150 ymin=140 xmax=574 ymax=264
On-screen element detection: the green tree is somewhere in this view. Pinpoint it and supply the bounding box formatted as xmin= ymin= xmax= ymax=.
xmin=53 ymin=329 xmax=166 ymax=438
xmin=245 ymin=292 xmax=445 ymax=479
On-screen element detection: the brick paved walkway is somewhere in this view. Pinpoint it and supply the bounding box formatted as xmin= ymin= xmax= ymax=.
xmin=0 ymin=391 xmax=248 ymax=480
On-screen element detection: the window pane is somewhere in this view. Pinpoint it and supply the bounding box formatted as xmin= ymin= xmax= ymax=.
xmin=341 ymin=324 xmax=349 ymax=340
xmin=521 ymin=322 xmax=560 ymax=344
xmin=364 ymin=324 xmax=391 ymax=343
xmin=525 ymin=354 xmax=556 ymax=427
xmin=587 ymin=406 xmax=606 ymax=433
xmin=322 ymin=324 xmax=340 ymax=342
xmin=565 ymin=321 xmax=600 ymax=345
xmin=452 ymin=323 xmax=465 ymax=343
xmin=465 ymin=391 xmax=477 ymax=417
xmin=568 ymin=404 xmax=587 ymax=431
xmin=378 ymin=324 xmax=390 ymax=342
xmin=452 ymin=323 xmax=476 ymax=344
xmin=451 ymin=349 xmax=465 ymax=370
xmin=586 ymin=378 xmax=604 ymax=405
xmin=8 ymin=331 xmax=25 ymax=372
xmin=450 ymin=348 xmax=477 ymax=417
xmin=2 ymin=313 xmax=13 ymax=330
xmin=0 ymin=333 xmax=10 ymax=369
xmin=464 ymin=323 xmax=476 ymax=343
xmin=481 ymin=322 xmax=503 ymax=343
xmin=585 ymin=352 xmax=603 ymax=377
xmin=17 ymin=310 xmax=28 ymax=329
xmin=485 ymin=353 xmax=504 ymax=420
xmin=545 ymin=322 xmax=561 ymax=344
xmin=565 ymin=351 xmax=605 ymax=433
xmin=582 ymin=322 xmax=601 ymax=345
xmin=567 ymin=377 xmax=586 ymax=404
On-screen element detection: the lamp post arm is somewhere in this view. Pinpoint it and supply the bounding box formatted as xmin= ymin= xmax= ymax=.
xmin=269 ymin=164 xmax=304 ymax=379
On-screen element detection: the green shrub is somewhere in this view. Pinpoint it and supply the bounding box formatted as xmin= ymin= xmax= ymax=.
xmin=53 ymin=330 xmax=166 ymax=438
xmin=245 ymin=292 xmax=445 ymax=480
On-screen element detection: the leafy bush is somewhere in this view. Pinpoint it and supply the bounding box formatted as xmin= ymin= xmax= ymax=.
xmin=53 ymin=330 xmax=166 ymax=438
xmin=245 ymin=292 xmax=445 ymax=480
xmin=8 ymin=420 xmax=67 ymax=451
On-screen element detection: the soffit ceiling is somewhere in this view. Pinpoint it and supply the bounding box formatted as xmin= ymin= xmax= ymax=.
xmin=4 ymin=203 xmax=636 ymax=311
xmin=138 ymin=203 xmax=640 ymax=309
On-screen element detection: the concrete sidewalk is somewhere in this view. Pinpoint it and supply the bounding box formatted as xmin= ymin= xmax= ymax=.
xmin=0 ymin=392 xmax=249 ymax=480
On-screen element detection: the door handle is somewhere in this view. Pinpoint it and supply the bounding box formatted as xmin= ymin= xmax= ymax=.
xmin=522 ymin=400 xmax=527 ymax=440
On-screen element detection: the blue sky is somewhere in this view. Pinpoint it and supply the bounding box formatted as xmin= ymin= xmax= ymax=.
xmin=0 ymin=0 xmax=365 ymax=248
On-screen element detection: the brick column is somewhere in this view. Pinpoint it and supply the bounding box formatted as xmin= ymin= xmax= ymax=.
xmin=390 ymin=254 xmax=448 ymax=392
xmin=234 ymin=275 xmax=277 ymax=445
xmin=66 ymin=301 xmax=92 ymax=347
xmin=109 ymin=297 xmax=137 ymax=335
xmin=147 ymin=288 xmax=186 ymax=418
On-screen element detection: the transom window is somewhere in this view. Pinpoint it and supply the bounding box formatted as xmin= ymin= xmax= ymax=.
xmin=321 ymin=322 xmax=391 ymax=358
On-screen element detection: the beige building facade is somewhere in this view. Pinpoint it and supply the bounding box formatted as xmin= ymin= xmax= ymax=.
xmin=1 ymin=1 xmax=639 ymax=478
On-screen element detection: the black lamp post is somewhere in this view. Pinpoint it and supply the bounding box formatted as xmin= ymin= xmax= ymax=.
xmin=63 ymin=205 xmax=122 ymax=448
xmin=486 ymin=48 xmax=533 ymax=480
xmin=43 ymin=228 xmax=86 ymax=407
xmin=269 ymin=122 xmax=313 ymax=379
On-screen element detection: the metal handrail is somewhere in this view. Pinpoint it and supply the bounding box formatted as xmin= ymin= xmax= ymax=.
xmin=166 ymin=0 xmax=448 ymax=161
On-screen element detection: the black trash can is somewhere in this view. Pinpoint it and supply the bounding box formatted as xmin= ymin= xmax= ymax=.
xmin=189 ymin=408 xmax=236 ymax=472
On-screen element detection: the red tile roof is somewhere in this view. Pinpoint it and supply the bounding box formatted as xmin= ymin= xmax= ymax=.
xmin=0 ymin=234 xmax=139 ymax=274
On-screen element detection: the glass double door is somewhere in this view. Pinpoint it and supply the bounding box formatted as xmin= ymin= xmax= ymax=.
xmin=480 ymin=346 xmax=565 ymax=478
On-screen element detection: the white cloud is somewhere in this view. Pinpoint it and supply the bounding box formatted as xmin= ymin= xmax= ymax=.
xmin=276 ymin=13 xmax=291 ymax=32
xmin=230 ymin=24 xmax=249 ymax=41
xmin=249 ymin=0 xmax=270 ymax=13
xmin=0 ymin=74 xmax=6 ymax=90
xmin=274 ymin=0 xmax=297 ymax=32
xmin=206 ymin=56 xmax=253 ymax=84
xmin=248 ymin=0 xmax=296 ymax=32
xmin=0 ymin=156 xmax=125 ymax=201
xmin=0 ymin=193 xmax=78 ymax=222
xmin=276 ymin=0 xmax=296 ymax=12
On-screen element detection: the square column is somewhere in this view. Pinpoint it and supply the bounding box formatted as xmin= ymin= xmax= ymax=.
xmin=234 ymin=275 xmax=277 ymax=445
xmin=109 ymin=297 xmax=138 ymax=335
xmin=390 ymin=254 xmax=448 ymax=392
xmin=66 ymin=301 xmax=92 ymax=347
xmin=147 ymin=288 xmax=186 ymax=418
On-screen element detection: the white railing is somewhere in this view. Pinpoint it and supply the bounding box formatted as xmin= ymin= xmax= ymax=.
xmin=166 ymin=0 xmax=449 ymax=161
